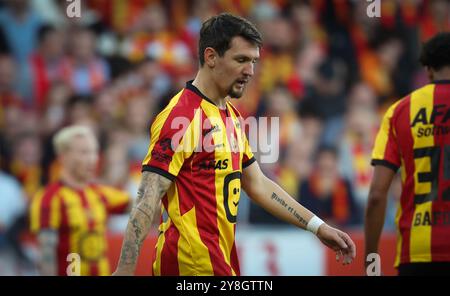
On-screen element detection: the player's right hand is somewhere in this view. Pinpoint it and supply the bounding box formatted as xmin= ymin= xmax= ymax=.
xmin=316 ymin=223 xmax=356 ymax=265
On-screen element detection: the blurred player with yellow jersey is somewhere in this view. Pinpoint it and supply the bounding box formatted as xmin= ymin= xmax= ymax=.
xmin=366 ymin=33 xmax=450 ymax=275
xmin=30 ymin=126 xmax=130 ymax=276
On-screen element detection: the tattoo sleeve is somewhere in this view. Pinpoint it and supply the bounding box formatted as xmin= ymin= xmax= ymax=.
xmin=38 ymin=230 xmax=58 ymax=276
xmin=116 ymin=171 xmax=172 ymax=273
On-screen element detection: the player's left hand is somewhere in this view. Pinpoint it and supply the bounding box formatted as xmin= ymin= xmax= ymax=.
xmin=316 ymin=223 xmax=356 ymax=265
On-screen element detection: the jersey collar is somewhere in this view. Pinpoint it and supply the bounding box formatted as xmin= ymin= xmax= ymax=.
xmin=433 ymin=79 xmax=450 ymax=84
xmin=185 ymin=80 xmax=217 ymax=106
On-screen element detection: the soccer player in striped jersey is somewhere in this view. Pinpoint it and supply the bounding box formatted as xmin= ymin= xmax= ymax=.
xmin=366 ymin=32 xmax=450 ymax=275
xmin=114 ymin=13 xmax=356 ymax=276
xmin=30 ymin=126 xmax=130 ymax=275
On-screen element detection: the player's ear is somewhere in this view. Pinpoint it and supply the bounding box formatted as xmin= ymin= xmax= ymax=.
xmin=204 ymin=47 xmax=217 ymax=68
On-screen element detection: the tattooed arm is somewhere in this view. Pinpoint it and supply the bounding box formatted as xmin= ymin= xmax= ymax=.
xmin=242 ymin=161 xmax=356 ymax=265
xmin=37 ymin=230 xmax=58 ymax=276
xmin=113 ymin=171 xmax=172 ymax=275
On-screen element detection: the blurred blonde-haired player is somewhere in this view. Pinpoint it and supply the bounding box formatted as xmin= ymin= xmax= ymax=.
xmin=30 ymin=125 xmax=130 ymax=276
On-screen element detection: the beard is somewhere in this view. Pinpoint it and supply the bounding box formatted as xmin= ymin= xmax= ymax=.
xmin=227 ymin=81 xmax=246 ymax=98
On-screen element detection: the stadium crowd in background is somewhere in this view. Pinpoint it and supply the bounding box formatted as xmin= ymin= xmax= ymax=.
xmin=0 ymin=0 xmax=448 ymax=274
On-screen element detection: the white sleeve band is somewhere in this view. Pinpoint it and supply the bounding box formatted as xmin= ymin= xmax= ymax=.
xmin=306 ymin=216 xmax=325 ymax=235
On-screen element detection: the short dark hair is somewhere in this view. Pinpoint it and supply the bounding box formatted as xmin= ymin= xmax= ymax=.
xmin=198 ymin=13 xmax=262 ymax=66
xmin=419 ymin=32 xmax=450 ymax=71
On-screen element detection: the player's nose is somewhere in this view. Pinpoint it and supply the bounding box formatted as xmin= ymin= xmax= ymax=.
xmin=243 ymin=62 xmax=254 ymax=77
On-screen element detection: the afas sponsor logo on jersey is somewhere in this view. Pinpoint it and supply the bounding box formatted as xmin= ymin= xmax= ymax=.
xmin=411 ymin=105 xmax=450 ymax=138
xmin=198 ymin=159 xmax=229 ymax=171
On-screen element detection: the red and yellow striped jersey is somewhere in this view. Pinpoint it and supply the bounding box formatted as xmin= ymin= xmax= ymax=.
xmin=30 ymin=182 xmax=130 ymax=276
xmin=142 ymin=81 xmax=255 ymax=275
xmin=372 ymin=80 xmax=450 ymax=266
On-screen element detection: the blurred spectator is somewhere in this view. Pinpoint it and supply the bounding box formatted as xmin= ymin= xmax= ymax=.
xmin=289 ymin=1 xmax=327 ymax=47
xmin=0 ymin=55 xmax=23 ymax=129
xmin=262 ymin=85 xmax=301 ymax=154
xmin=0 ymin=168 xmax=28 ymax=275
xmin=297 ymin=41 xmax=324 ymax=85
xmin=31 ymin=0 xmax=66 ymax=28
xmin=67 ymin=95 xmax=95 ymax=124
xmin=1 ymin=105 xmax=29 ymax=170
xmin=29 ymin=24 xmax=66 ymax=111
xmin=258 ymin=16 xmax=295 ymax=93
xmin=420 ymin=0 xmax=450 ymax=41
xmin=182 ymin=0 xmax=216 ymax=51
xmin=134 ymin=57 xmax=171 ymax=101
xmin=305 ymin=58 xmax=349 ymax=145
xmin=338 ymin=82 xmax=379 ymax=208
xmin=41 ymin=82 xmax=71 ymax=135
xmin=62 ymin=27 xmax=110 ymax=96
xmin=124 ymin=94 xmax=154 ymax=163
xmin=86 ymin=0 xmax=155 ymax=35
xmin=0 ymin=0 xmax=43 ymax=101
xmin=288 ymin=107 xmax=324 ymax=181
xmin=10 ymin=132 xmax=43 ymax=200
xmin=101 ymin=128 xmax=131 ymax=189
xmin=298 ymin=146 xmax=361 ymax=227
xmin=123 ymin=2 xmax=193 ymax=77
xmin=32 ymin=0 xmax=103 ymax=29
xmin=0 ymin=0 xmax=42 ymax=62
xmin=359 ymin=31 xmax=404 ymax=103
xmin=101 ymin=135 xmax=137 ymax=233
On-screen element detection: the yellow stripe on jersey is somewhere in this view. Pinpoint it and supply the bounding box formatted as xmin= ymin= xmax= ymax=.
xmin=85 ymin=187 xmax=112 ymax=275
xmin=409 ymin=84 xmax=435 ymax=263
xmin=85 ymin=187 xmax=107 ymax=228
xmin=142 ymin=90 xmax=183 ymax=165
xmin=227 ymin=102 xmax=254 ymax=166
xmin=98 ymin=257 xmax=110 ymax=276
xmin=225 ymin=102 xmax=244 ymax=276
xmin=411 ymin=85 xmax=435 ymax=194
xmin=201 ymin=101 xmax=236 ymax=274
xmin=153 ymin=218 xmax=169 ymax=276
xmin=169 ymin=107 xmax=202 ymax=176
xmin=227 ymin=103 xmax=244 ymax=169
xmin=243 ymin=134 xmax=254 ymax=165
xmin=400 ymin=158 xmax=406 ymax=184
xmin=163 ymin=171 xmax=213 ymax=275
xmin=49 ymin=194 xmax=61 ymax=229
xmin=179 ymin=206 xmax=214 ymax=275
xmin=29 ymin=188 xmax=62 ymax=232
xmin=410 ymin=202 xmax=432 ymax=262
xmin=60 ymin=187 xmax=90 ymax=275
xmin=372 ymin=100 xmax=402 ymax=161
xmin=30 ymin=189 xmax=45 ymax=232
